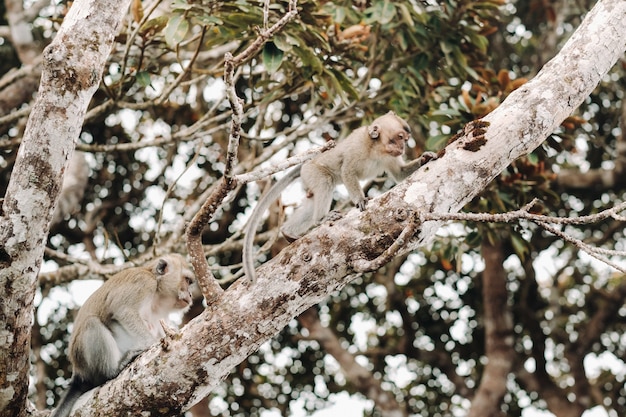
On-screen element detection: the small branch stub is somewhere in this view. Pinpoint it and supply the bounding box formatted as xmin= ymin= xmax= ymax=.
xmin=352 ymin=210 xmax=421 ymax=273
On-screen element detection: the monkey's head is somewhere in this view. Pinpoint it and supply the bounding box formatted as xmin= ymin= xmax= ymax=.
xmin=151 ymin=255 xmax=195 ymax=310
xmin=367 ymin=111 xmax=411 ymax=157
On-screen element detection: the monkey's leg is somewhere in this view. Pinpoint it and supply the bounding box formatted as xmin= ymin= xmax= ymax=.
xmin=118 ymin=349 xmax=148 ymax=371
xmin=281 ymin=198 xmax=316 ymax=240
xmin=75 ymin=317 xmax=122 ymax=385
xmin=301 ymin=163 xmax=334 ymax=223
xmin=281 ymin=164 xmax=332 ymax=239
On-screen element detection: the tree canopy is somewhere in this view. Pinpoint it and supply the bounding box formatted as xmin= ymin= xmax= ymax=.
xmin=1 ymin=0 xmax=626 ymax=416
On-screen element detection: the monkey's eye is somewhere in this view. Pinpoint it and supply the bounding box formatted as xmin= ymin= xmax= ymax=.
xmin=185 ymin=276 xmax=193 ymax=285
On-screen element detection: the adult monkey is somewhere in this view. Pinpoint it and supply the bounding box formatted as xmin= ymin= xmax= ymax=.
xmin=51 ymin=254 xmax=194 ymax=417
xmin=243 ymin=111 xmax=436 ymax=282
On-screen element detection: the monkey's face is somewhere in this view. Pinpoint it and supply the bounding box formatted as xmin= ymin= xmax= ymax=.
xmin=152 ymin=255 xmax=195 ymax=311
xmin=383 ymin=130 xmax=409 ymax=157
xmin=175 ymin=272 xmax=194 ymax=309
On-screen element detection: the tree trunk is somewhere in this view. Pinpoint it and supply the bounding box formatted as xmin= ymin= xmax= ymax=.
xmin=466 ymin=238 xmax=515 ymax=417
xmin=70 ymin=3 xmax=626 ymax=415
xmin=0 ymin=0 xmax=132 ymax=416
xmin=1 ymin=0 xmax=625 ymax=416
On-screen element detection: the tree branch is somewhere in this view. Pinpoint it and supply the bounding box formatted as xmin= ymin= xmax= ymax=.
xmin=0 ymin=0 xmax=133 ymax=415
xmin=41 ymin=0 xmax=626 ymax=415
xmin=420 ymin=199 xmax=626 ymax=272
xmin=185 ymin=0 xmax=299 ymax=302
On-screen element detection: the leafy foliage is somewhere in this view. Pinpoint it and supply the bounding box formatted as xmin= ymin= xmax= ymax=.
xmin=1 ymin=0 xmax=625 ymax=415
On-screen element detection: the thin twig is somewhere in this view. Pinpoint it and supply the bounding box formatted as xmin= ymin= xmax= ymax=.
xmin=185 ymin=0 xmax=300 ymax=300
xmin=535 ymin=221 xmax=626 ymax=272
xmin=234 ymin=140 xmax=335 ymax=185
xmin=352 ymin=210 xmax=421 ymax=273
xmin=421 ymin=199 xmax=626 ymax=272
xmin=420 ymin=199 xmax=626 ymax=226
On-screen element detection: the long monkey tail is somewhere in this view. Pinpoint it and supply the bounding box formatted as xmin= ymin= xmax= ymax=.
xmin=50 ymin=376 xmax=94 ymax=417
xmin=242 ymin=166 xmax=302 ymax=283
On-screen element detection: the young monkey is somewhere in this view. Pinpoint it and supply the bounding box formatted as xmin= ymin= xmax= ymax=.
xmin=51 ymin=254 xmax=194 ymax=417
xmin=243 ymin=111 xmax=436 ymax=282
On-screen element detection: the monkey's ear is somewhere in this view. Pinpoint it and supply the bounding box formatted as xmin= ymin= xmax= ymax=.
xmin=155 ymin=258 xmax=169 ymax=275
xmin=368 ymin=124 xmax=380 ymax=139
xmin=387 ymin=110 xmax=396 ymax=116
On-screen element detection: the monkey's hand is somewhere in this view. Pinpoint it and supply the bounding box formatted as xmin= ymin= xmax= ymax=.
xmin=419 ymin=151 xmax=438 ymax=166
xmin=356 ymin=197 xmax=370 ymax=211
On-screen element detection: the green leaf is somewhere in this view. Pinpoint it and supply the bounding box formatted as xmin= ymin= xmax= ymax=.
xmin=135 ymin=71 xmax=152 ymax=88
xmin=330 ymin=68 xmax=358 ymax=100
xmin=396 ymin=33 xmax=408 ymax=51
xmin=139 ymin=16 xmax=168 ymax=36
xmin=294 ymin=45 xmax=324 ymax=75
xmin=170 ymin=0 xmax=194 ymax=11
xmin=431 ymin=108 xmax=461 ymax=117
xmin=329 ymin=5 xmax=347 ymax=24
xmin=397 ymin=3 xmax=414 ymax=26
xmin=262 ymin=42 xmax=284 ymax=74
xmin=380 ymin=1 xmax=397 ymax=25
xmin=222 ymin=13 xmax=262 ymax=28
xmin=366 ymin=0 xmax=397 ymax=25
xmin=196 ymin=15 xmax=224 ymax=26
xmin=413 ymin=53 xmax=429 ymax=71
xmin=510 ymin=233 xmax=529 ymax=262
xmin=466 ymin=31 xmax=489 ymax=53
xmin=526 ymin=152 xmax=539 ymax=165
xmin=426 ymin=134 xmax=450 ymax=151
xmin=164 ymin=14 xmax=189 ymax=48
xmin=273 ymin=35 xmax=293 ymax=52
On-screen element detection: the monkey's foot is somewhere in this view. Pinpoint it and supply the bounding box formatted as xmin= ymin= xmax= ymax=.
xmin=281 ymin=228 xmax=301 ymax=243
xmin=325 ymin=210 xmax=343 ymax=222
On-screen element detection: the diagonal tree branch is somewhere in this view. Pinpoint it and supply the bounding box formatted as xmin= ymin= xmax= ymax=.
xmin=40 ymin=0 xmax=626 ymax=415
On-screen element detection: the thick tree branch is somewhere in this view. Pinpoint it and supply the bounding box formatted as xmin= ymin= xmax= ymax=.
xmin=0 ymin=0 xmax=132 ymax=416
xmin=46 ymin=0 xmax=626 ymax=415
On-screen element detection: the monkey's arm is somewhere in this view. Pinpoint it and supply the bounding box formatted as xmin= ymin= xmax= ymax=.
xmin=340 ymin=163 xmax=368 ymax=211
xmin=390 ymin=151 xmax=438 ymax=182
xmin=107 ymin=308 xmax=160 ymax=372
xmin=242 ymin=166 xmax=302 ymax=283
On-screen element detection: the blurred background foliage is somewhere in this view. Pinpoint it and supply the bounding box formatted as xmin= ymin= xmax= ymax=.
xmin=1 ymin=0 xmax=625 ymax=415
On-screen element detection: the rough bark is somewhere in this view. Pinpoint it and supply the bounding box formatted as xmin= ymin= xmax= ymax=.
xmin=0 ymin=0 xmax=131 ymax=416
xmin=0 ymin=0 xmax=624 ymax=416
xmin=66 ymin=1 xmax=626 ymax=415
